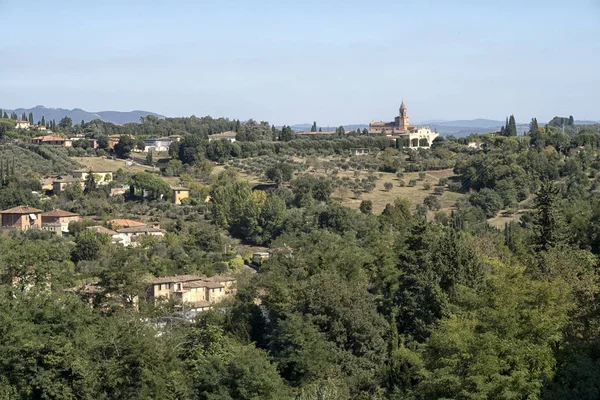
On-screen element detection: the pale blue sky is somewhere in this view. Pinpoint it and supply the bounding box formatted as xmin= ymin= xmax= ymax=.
xmin=1 ymin=0 xmax=599 ymax=125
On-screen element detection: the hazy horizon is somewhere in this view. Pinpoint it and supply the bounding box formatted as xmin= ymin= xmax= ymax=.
xmin=2 ymin=0 xmax=599 ymax=126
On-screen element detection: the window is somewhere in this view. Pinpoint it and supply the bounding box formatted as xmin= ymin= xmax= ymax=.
xmin=165 ymin=283 xmax=170 ymax=290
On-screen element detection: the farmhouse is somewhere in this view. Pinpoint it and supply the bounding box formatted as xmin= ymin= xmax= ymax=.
xmin=147 ymin=274 xmax=237 ymax=312
xmin=32 ymin=136 xmax=72 ymax=147
xmin=0 ymin=206 xmax=43 ymax=231
xmin=171 ymin=187 xmax=190 ymax=205
xmin=86 ymin=226 xmax=126 ymax=245
xmin=208 ymin=131 xmax=237 ymax=143
xmin=52 ymin=177 xmax=84 ymax=193
xmin=116 ymin=225 xmax=165 ymax=247
xmin=41 ymin=209 xmax=80 ymax=235
xmin=15 ymin=120 xmax=31 ymax=130
xmin=143 ymin=137 xmax=176 ymax=152
xmin=71 ymin=170 xmax=113 ymax=184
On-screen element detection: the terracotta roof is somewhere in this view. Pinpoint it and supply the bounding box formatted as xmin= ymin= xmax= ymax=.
xmin=171 ymin=187 xmax=189 ymax=191
xmin=185 ymin=280 xmax=224 ymax=289
xmin=108 ymin=219 xmax=146 ymax=228
xmin=87 ymin=226 xmax=118 ymax=235
xmin=204 ymin=275 xmax=236 ymax=283
xmin=150 ymin=274 xmax=205 ymax=284
xmin=116 ymin=226 xmax=164 ymax=234
xmin=41 ymin=209 xmax=79 ymax=218
xmin=186 ymin=300 xmax=212 ymax=309
xmin=53 ymin=176 xmax=83 ymax=183
xmin=0 ymin=206 xmax=43 ymax=214
xmin=33 ymin=136 xmax=68 ymax=142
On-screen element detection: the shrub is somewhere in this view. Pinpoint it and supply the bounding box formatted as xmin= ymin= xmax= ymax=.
xmin=398 ymin=179 xmax=406 ymax=187
xmin=418 ymin=171 xmax=426 ymax=181
xmin=423 ymin=181 xmax=432 ymax=190
xmin=434 ymin=186 xmax=445 ymax=195
xmin=424 ymin=194 xmax=441 ymax=211
xmin=359 ymin=200 xmax=373 ymax=214
xmin=408 ymin=179 xmax=417 ymax=187
xmin=438 ymin=177 xmax=448 ymax=186
xmin=384 ymin=182 xmax=393 ymax=192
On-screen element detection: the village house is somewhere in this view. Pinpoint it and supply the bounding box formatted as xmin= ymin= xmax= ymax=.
xmin=32 ymin=136 xmax=73 ymax=147
xmin=15 ymin=120 xmax=31 ymax=130
xmin=116 ymin=225 xmax=165 ymax=247
xmin=148 ymin=274 xmax=237 ymax=312
xmin=208 ymin=131 xmax=237 ymax=143
xmin=252 ymin=252 xmax=271 ymax=263
xmin=0 ymin=206 xmax=43 ymax=231
xmin=86 ymin=226 xmax=127 ymax=246
xmin=107 ymin=218 xmax=147 ymax=229
xmin=143 ymin=137 xmax=176 ymax=152
xmin=71 ymin=170 xmax=113 ymax=184
xmin=41 ymin=209 xmax=80 ymax=236
xmin=171 ymin=187 xmax=190 ymax=205
xmin=52 ymin=177 xmax=84 ymax=194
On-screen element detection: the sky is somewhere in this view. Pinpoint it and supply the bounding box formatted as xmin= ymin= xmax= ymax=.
xmin=1 ymin=0 xmax=599 ymax=125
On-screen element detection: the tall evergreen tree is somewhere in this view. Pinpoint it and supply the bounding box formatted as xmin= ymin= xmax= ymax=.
xmin=568 ymin=115 xmax=575 ymax=126
xmin=529 ymin=118 xmax=539 ymax=135
xmin=508 ymin=115 xmax=517 ymax=136
xmin=318 ymin=127 xmax=322 ymax=132
xmin=28 ymin=112 xmax=34 ymax=124
xmin=311 ymin=121 xmax=317 ymax=132
xmin=2 ymin=112 xmax=7 ymax=119
xmin=533 ymin=181 xmax=570 ymax=251
xmin=41 ymin=116 xmax=45 ymax=126
xmin=21 ymin=112 xmax=27 ymax=121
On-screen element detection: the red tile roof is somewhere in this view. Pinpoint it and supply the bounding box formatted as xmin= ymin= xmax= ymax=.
xmin=41 ymin=209 xmax=79 ymax=218
xmin=0 ymin=206 xmax=43 ymax=214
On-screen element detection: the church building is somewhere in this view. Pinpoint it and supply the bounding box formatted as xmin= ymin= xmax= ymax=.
xmin=369 ymin=101 xmax=439 ymax=148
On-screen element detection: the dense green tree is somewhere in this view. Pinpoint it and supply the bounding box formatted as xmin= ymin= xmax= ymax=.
xmin=58 ymin=116 xmax=73 ymax=130
xmin=532 ymin=181 xmax=570 ymax=251
xmin=114 ymin=135 xmax=134 ymax=158
xmin=360 ymin=199 xmax=373 ymax=214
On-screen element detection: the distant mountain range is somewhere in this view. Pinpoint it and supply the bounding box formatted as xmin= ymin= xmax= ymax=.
xmin=0 ymin=105 xmax=164 ymax=124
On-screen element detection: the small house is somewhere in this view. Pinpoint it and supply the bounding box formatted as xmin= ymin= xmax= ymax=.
xmin=171 ymin=187 xmax=190 ymax=205
xmin=0 ymin=206 xmax=43 ymax=231
xmin=41 ymin=209 xmax=80 ymax=235
xmin=208 ymin=131 xmax=237 ymax=143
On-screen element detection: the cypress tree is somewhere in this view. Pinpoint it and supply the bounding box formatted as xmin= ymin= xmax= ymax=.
xmin=21 ymin=112 xmax=26 ymax=121
xmin=508 ymin=115 xmax=517 ymax=136
xmin=2 ymin=112 xmax=7 ymax=119
xmin=568 ymin=115 xmax=575 ymax=126
xmin=319 ymin=127 xmax=322 ymax=132
xmin=41 ymin=116 xmax=45 ymax=126
xmin=311 ymin=121 xmax=317 ymax=132
xmin=533 ymin=181 xmax=570 ymax=251
xmin=529 ymin=118 xmax=539 ymax=135
xmin=28 ymin=112 xmax=34 ymax=124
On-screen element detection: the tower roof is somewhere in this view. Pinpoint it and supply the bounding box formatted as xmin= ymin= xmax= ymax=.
xmin=400 ymin=101 xmax=406 ymax=110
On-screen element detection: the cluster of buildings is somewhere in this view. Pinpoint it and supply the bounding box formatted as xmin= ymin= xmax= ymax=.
xmin=86 ymin=219 xmax=164 ymax=247
xmin=31 ymin=135 xmax=98 ymax=149
xmin=369 ymin=101 xmax=439 ymax=148
xmin=0 ymin=206 xmax=80 ymax=235
xmin=207 ymin=131 xmax=237 ymax=143
xmin=142 ymin=136 xmax=181 ymax=152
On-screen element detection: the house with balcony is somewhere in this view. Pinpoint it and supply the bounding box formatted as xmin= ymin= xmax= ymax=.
xmin=0 ymin=206 xmax=43 ymax=231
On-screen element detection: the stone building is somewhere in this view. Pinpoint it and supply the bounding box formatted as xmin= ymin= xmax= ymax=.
xmin=369 ymin=101 xmax=439 ymax=148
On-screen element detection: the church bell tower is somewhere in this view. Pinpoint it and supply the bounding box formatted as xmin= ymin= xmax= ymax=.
xmin=399 ymin=101 xmax=409 ymax=131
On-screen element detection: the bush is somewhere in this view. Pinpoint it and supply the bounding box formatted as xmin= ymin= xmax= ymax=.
xmin=396 ymin=172 xmax=404 ymax=179
xmin=469 ymin=188 xmax=503 ymax=218
xmin=438 ymin=177 xmax=448 ymax=186
xmin=384 ymin=182 xmax=393 ymax=192
xmin=359 ymin=200 xmax=373 ymax=214
xmin=418 ymin=171 xmax=426 ymax=181
xmin=434 ymin=186 xmax=445 ymax=195
xmin=398 ymin=179 xmax=406 ymax=187
xmin=423 ymin=181 xmax=432 ymax=190
xmin=424 ymin=194 xmax=441 ymax=211
xmin=408 ymin=179 xmax=417 ymax=187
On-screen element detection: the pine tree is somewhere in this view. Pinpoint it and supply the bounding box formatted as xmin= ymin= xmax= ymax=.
xmin=504 ymin=117 xmax=509 ymax=136
xmin=28 ymin=112 xmax=34 ymax=124
xmin=568 ymin=115 xmax=575 ymax=126
xmin=41 ymin=116 xmax=45 ymax=126
xmin=21 ymin=112 xmax=27 ymax=121
xmin=311 ymin=121 xmax=317 ymax=132
xmin=84 ymin=172 xmax=97 ymax=194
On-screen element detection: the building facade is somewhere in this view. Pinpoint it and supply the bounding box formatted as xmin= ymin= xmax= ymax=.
xmin=0 ymin=206 xmax=43 ymax=230
xmin=172 ymin=187 xmax=190 ymax=205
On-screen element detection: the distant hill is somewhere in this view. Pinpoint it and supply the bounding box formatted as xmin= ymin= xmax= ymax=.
xmin=0 ymin=105 xmax=164 ymax=124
